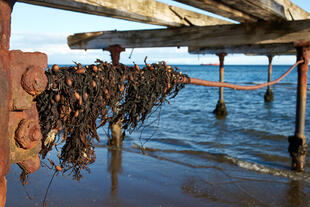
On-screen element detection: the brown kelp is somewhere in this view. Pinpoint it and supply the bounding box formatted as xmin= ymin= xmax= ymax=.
xmin=35 ymin=60 xmax=188 ymax=179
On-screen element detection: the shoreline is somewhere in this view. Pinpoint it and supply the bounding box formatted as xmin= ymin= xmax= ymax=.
xmin=6 ymin=146 xmax=310 ymax=207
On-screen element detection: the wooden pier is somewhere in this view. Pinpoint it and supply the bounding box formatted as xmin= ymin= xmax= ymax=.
xmin=0 ymin=0 xmax=309 ymax=206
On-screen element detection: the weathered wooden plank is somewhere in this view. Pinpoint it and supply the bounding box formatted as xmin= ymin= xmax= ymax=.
xmin=274 ymin=0 xmax=310 ymax=20
xmin=68 ymin=19 xmax=310 ymax=51
xmin=173 ymin=0 xmax=257 ymax=22
xmin=174 ymin=0 xmax=310 ymax=22
xmin=219 ymin=0 xmax=285 ymax=21
xmin=184 ymin=0 xmax=310 ymax=54
xmin=188 ymin=43 xmax=295 ymax=55
xmin=18 ymin=0 xmax=230 ymax=27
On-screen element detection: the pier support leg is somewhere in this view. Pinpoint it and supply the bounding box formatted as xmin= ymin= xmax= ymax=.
xmin=105 ymin=45 xmax=125 ymax=66
xmin=109 ymin=120 xmax=123 ymax=147
xmin=106 ymin=45 xmax=125 ymax=147
xmin=264 ymin=55 xmax=274 ymax=102
xmin=0 ymin=1 xmax=15 ymax=206
xmin=213 ymin=53 xmax=228 ymax=116
xmin=0 ymin=1 xmax=47 ymax=205
xmin=288 ymin=45 xmax=309 ymax=171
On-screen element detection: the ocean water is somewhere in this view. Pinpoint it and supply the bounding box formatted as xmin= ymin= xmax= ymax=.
xmin=126 ymin=64 xmax=310 ymax=171
xmin=6 ymin=64 xmax=310 ymax=206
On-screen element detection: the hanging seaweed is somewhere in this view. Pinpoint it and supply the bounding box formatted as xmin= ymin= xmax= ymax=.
xmin=35 ymin=60 xmax=189 ymax=179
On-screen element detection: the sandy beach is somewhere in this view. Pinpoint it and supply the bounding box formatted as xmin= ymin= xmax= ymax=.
xmin=6 ymin=144 xmax=310 ymax=207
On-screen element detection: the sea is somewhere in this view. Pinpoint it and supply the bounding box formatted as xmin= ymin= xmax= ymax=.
xmin=6 ymin=64 xmax=310 ymax=207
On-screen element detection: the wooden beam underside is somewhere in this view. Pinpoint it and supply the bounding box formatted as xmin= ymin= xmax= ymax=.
xmin=274 ymin=0 xmax=310 ymax=20
xmin=188 ymin=43 xmax=295 ymax=55
xmin=174 ymin=0 xmax=310 ymax=22
xmin=18 ymin=0 xmax=230 ymax=27
xmin=68 ymin=19 xmax=310 ymax=56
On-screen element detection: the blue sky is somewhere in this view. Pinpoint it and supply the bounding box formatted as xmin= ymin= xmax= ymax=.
xmin=10 ymin=0 xmax=310 ymax=65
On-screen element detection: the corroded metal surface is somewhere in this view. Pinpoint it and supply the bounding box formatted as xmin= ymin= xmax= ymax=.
xmin=15 ymin=119 xmax=42 ymax=149
xmin=0 ymin=2 xmax=47 ymax=206
xmin=288 ymin=45 xmax=309 ymax=171
xmin=104 ymin=45 xmax=125 ymax=66
xmin=21 ymin=65 xmax=47 ymax=96
xmin=0 ymin=177 xmax=6 ymax=207
xmin=0 ymin=0 xmax=14 ymax=179
xmin=264 ymin=55 xmax=274 ymax=102
xmin=183 ymin=60 xmax=303 ymax=90
xmin=17 ymin=155 xmax=41 ymax=174
xmin=9 ymin=104 xmax=43 ymax=165
xmin=0 ymin=1 xmax=15 ymax=206
xmin=7 ymin=51 xmax=47 ymax=168
xmin=105 ymin=45 xmax=124 ymax=147
xmin=213 ymin=53 xmax=228 ymax=116
xmin=9 ymin=50 xmax=47 ymax=110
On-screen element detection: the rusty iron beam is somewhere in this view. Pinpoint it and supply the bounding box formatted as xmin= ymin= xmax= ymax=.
xmin=0 ymin=0 xmax=13 ymax=180
xmin=0 ymin=1 xmax=14 ymax=206
xmin=288 ymin=44 xmax=309 ymax=172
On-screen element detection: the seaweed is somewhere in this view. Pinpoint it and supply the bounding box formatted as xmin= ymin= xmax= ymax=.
xmin=35 ymin=60 xmax=188 ymax=179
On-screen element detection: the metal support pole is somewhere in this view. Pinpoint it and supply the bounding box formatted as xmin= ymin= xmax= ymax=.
xmin=0 ymin=1 xmax=15 ymax=206
xmin=213 ymin=53 xmax=228 ymax=116
xmin=104 ymin=44 xmax=125 ymax=66
xmin=288 ymin=45 xmax=309 ymax=171
xmin=106 ymin=45 xmax=125 ymax=146
xmin=264 ymin=55 xmax=274 ymax=102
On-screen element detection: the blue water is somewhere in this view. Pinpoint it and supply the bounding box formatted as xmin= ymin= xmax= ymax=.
xmin=6 ymin=64 xmax=310 ymax=206
xmin=121 ymin=64 xmax=310 ymax=171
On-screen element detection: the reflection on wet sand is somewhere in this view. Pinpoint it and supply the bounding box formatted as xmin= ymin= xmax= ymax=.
xmin=181 ymin=172 xmax=309 ymax=206
xmin=285 ymin=180 xmax=308 ymax=207
xmin=107 ymin=148 xmax=122 ymax=197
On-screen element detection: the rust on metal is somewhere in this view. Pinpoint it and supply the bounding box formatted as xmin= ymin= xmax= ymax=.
xmin=105 ymin=45 xmax=125 ymax=65
xmin=0 ymin=1 xmax=16 ymax=206
xmin=9 ymin=50 xmax=47 ymax=110
xmin=288 ymin=44 xmax=309 ymax=171
xmin=217 ymin=53 xmax=227 ymax=101
xmin=0 ymin=0 xmax=15 ymax=179
xmin=105 ymin=45 xmax=125 ymax=146
xmin=181 ymin=60 xmax=303 ymax=90
xmin=21 ymin=65 xmax=48 ymax=96
xmin=17 ymin=155 xmax=41 ymax=175
xmin=0 ymin=176 xmax=6 ymax=207
xmin=15 ymin=119 xmax=42 ymax=149
xmin=213 ymin=53 xmax=227 ymax=116
xmin=9 ymin=103 xmax=43 ymax=164
xmin=264 ymin=55 xmax=274 ymax=102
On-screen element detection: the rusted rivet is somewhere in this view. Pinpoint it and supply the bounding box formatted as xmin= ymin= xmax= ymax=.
xmin=15 ymin=119 xmax=42 ymax=149
xmin=18 ymin=155 xmax=41 ymax=175
xmin=21 ymin=65 xmax=48 ymax=96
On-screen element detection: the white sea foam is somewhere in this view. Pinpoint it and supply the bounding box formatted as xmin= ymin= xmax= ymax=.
xmin=225 ymin=156 xmax=310 ymax=182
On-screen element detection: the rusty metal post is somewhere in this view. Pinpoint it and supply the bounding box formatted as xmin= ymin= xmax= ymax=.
xmin=288 ymin=45 xmax=309 ymax=171
xmin=264 ymin=55 xmax=274 ymax=102
xmin=213 ymin=53 xmax=228 ymax=116
xmin=0 ymin=1 xmax=47 ymax=205
xmin=106 ymin=45 xmax=125 ymax=147
xmin=0 ymin=1 xmax=15 ymax=206
xmin=104 ymin=45 xmax=125 ymax=66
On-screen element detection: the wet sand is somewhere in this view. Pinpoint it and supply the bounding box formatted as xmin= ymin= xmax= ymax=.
xmin=6 ymin=146 xmax=310 ymax=207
